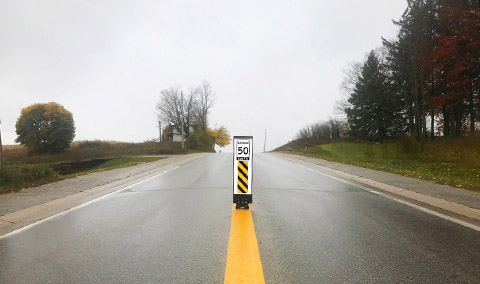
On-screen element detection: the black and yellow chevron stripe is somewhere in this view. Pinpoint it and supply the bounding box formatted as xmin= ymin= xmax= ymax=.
xmin=237 ymin=161 xmax=249 ymax=193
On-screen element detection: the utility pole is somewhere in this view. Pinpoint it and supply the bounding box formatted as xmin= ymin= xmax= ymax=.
xmin=0 ymin=119 xmax=3 ymax=173
xmin=213 ymin=123 xmax=217 ymax=151
xmin=181 ymin=91 xmax=185 ymax=150
xmin=158 ymin=120 xmax=162 ymax=143
xmin=264 ymin=129 xmax=267 ymax=152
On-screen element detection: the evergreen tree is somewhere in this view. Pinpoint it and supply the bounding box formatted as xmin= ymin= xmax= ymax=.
xmin=345 ymin=51 xmax=402 ymax=141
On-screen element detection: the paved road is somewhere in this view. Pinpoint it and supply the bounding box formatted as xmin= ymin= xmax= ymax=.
xmin=1 ymin=153 xmax=480 ymax=283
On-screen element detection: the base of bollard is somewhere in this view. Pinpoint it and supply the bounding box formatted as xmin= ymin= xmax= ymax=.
xmin=233 ymin=195 xmax=252 ymax=209
xmin=235 ymin=202 xmax=249 ymax=210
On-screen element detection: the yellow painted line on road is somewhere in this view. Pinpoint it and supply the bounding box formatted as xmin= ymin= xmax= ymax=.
xmin=224 ymin=204 xmax=265 ymax=284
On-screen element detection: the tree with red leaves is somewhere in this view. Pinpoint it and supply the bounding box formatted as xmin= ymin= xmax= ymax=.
xmin=428 ymin=4 xmax=480 ymax=136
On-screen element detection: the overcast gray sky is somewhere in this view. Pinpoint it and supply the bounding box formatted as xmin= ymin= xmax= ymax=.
xmin=0 ymin=0 xmax=407 ymax=151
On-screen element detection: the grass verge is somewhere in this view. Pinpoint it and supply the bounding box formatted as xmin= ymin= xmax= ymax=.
xmin=0 ymin=155 xmax=165 ymax=194
xmin=281 ymin=138 xmax=480 ymax=191
xmin=0 ymin=140 xmax=200 ymax=194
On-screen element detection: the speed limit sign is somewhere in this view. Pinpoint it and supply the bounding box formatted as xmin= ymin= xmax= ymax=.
xmin=233 ymin=136 xmax=253 ymax=209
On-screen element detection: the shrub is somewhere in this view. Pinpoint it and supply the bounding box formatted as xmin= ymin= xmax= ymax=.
xmin=398 ymin=135 xmax=421 ymax=154
xmin=77 ymin=140 xmax=111 ymax=148
xmin=0 ymin=164 xmax=58 ymax=192
xmin=186 ymin=129 xmax=215 ymax=151
xmin=364 ymin=145 xmax=376 ymax=158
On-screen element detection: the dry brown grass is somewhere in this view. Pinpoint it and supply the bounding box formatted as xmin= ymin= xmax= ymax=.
xmin=2 ymin=140 xmax=186 ymax=164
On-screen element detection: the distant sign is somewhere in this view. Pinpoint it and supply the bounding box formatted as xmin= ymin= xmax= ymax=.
xmin=233 ymin=136 xmax=253 ymax=208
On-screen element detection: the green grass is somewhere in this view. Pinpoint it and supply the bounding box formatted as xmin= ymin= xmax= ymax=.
xmin=283 ymin=138 xmax=480 ymax=191
xmin=0 ymin=156 xmax=165 ymax=194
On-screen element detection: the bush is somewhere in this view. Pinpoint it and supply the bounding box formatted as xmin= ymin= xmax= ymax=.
xmin=364 ymin=145 xmax=376 ymax=158
xmin=0 ymin=164 xmax=58 ymax=192
xmin=398 ymin=135 xmax=421 ymax=154
xmin=77 ymin=140 xmax=111 ymax=148
xmin=186 ymin=129 xmax=215 ymax=151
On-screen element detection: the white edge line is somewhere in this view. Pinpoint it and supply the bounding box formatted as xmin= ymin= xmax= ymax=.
xmin=296 ymin=164 xmax=480 ymax=232
xmin=0 ymin=166 xmax=180 ymax=240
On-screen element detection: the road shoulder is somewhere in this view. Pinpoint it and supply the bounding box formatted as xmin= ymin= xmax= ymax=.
xmin=275 ymin=153 xmax=480 ymax=225
xmin=0 ymin=153 xmax=209 ymax=236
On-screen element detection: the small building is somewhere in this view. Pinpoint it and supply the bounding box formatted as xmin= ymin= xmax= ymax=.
xmin=167 ymin=124 xmax=194 ymax=142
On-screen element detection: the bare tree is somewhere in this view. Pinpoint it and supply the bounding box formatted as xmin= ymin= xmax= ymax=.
xmin=184 ymin=87 xmax=199 ymax=134
xmin=295 ymin=118 xmax=348 ymax=141
xmin=157 ymin=86 xmax=197 ymax=137
xmin=340 ymin=61 xmax=363 ymax=95
xmin=197 ymin=80 xmax=216 ymax=131
xmin=335 ymin=61 xmax=363 ymax=118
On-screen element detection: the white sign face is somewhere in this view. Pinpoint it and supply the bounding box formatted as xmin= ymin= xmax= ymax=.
xmin=233 ymin=137 xmax=253 ymax=195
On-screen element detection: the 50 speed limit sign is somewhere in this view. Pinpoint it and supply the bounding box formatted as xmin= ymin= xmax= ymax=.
xmin=233 ymin=136 xmax=253 ymax=208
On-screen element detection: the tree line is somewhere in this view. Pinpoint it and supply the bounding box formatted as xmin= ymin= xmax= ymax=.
xmin=295 ymin=0 xmax=480 ymax=146
xmin=343 ymin=0 xmax=480 ymax=145
xmin=294 ymin=118 xmax=348 ymax=141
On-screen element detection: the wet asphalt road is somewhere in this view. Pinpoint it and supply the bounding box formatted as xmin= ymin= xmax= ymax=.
xmin=1 ymin=153 xmax=480 ymax=283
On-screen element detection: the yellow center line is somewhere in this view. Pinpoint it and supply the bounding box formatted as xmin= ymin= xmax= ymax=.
xmin=224 ymin=204 xmax=265 ymax=284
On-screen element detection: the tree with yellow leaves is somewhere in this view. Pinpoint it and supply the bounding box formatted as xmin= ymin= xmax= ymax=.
xmin=186 ymin=126 xmax=231 ymax=151
xmin=15 ymin=102 xmax=75 ymax=153
xmin=210 ymin=126 xmax=231 ymax=148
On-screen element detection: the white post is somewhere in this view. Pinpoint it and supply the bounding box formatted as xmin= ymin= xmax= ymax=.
xmin=158 ymin=121 xmax=162 ymax=143
xmin=264 ymin=129 xmax=267 ymax=152
xmin=181 ymin=91 xmax=185 ymax=150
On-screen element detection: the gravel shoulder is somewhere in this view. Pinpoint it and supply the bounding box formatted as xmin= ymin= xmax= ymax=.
xmin=275 ymin=153 xmax=480 ymax=211
xmin=0 ymin=153 xmax=208 ymax=217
